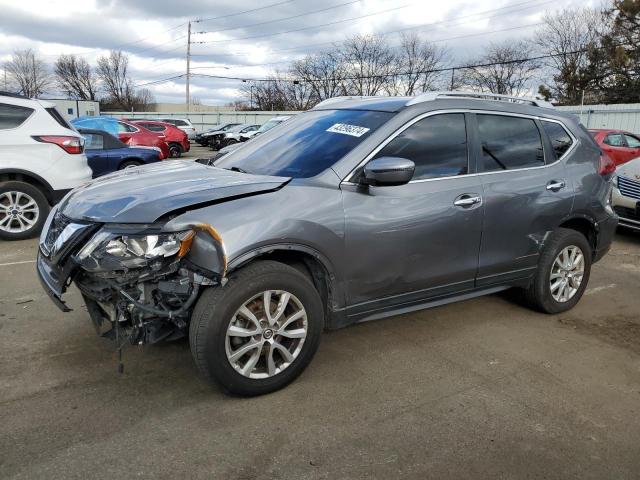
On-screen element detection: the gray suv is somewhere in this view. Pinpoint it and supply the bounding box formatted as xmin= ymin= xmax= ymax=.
xmin=37 ymin=92 xmax=618 ymax=396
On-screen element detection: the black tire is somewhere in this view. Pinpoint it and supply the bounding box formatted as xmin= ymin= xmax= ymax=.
xmin=189 ymin=260 xmax=323 ymax=396
xmin=169 ymin=143 xmax=183 ymax=158
xmin=118 ymin=160 xmax=142 ymax=170
xmin=524 ymin=228 xmax=592 ymax=314
xmin=0 ymin=181 xmax=49 ymax=241
xmin=226 ymin=139 xmax=238 ymax=146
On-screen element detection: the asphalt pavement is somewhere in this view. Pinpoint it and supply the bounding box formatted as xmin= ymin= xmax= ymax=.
xmin=1 ymin=210 xmax=640 ymax=479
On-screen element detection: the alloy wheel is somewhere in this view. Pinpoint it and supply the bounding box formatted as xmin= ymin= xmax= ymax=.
xmin=225 ymin=290 xmax=308 ymax=379
xmin=0 ymin=191 xmax=40 ymax=233
xmin=549 ymin=245 xmax=585 ymax=303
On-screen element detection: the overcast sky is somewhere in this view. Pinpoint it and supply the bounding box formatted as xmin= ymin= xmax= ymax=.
xmin=0 ymin=0 xmax=599 ymax=105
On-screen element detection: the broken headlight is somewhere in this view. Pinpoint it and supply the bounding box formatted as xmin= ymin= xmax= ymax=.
xmin=75 ymin=230 xmax=194 ymax=271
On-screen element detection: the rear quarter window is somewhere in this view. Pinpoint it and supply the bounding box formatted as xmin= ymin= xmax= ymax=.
xmin=45 ymin=107 xmax=72 ymax=129
xmin=0 ymin=103 xmax=34 ymax=129
xmin=541 ymin=121 xmax=574 ymax=159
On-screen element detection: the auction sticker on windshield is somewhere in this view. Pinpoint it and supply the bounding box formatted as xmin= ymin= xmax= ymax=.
xmin=326 ymin=123 xmax=370 ymax=137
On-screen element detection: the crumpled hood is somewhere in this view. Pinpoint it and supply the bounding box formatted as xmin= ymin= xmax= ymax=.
xmin=60 ymin=160 xmax=290 ymax=223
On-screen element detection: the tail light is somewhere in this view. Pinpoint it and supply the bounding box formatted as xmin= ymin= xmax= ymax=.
xmin=599 ymin=151 xmax=616 ymax=176
xmin=32 ymin=135 xmax=84 ymax=154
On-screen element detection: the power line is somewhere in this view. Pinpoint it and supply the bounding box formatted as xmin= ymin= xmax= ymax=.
xmin=170 ymin=43 xmax=597 ymax=86
xmin=193 ymin=3 xmax=413 ymax=44
xmin=194 ymin=0 xmax=299 ymax=23
xmin=189 ymin=0 xmax=550 ymax=56
xmin=193 ymin=0 xmax=361 ymax=35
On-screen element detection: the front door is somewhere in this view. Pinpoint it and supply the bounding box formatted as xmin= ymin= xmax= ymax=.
xmin=341 ymin=112 xmax=484 ymax=314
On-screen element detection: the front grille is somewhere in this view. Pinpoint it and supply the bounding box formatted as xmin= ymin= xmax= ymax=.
xmin=618 ymin=176 xmax=640 ymax=201
xmin=614 ymin=206 xmax=640 ymax=222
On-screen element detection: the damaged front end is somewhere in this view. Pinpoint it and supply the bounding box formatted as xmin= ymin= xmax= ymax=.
xmin=37 ymin=209 xmax=226 ymax=347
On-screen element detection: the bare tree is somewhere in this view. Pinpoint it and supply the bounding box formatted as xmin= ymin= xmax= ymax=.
xmin=54 ymin=54 xmax=98 ymax=100
xmin=97 ymin=50 xmax=137 ymax=110
xmin=4 ymin=49 xmax=51 ymax=97
xmin=340 ymin=34 xmax=396 ymax=96
xmin=460 ymin=40 xmax=540 ymax=95
xmin=290 ymin=51 xmax=348 ymax=101
xmin=533 ymin=8 xmax=608 ymax=104
xmin=134 ymin=88 xmax=155 ymax=111
xmin=386 ymin=33 xmax=447 ymax=95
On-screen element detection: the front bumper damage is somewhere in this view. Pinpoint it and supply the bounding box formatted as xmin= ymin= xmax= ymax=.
xmin=37 ymin=213 xmax=226 ymax=347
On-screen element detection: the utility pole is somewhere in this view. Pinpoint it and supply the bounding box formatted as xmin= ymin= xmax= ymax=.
xmin=186 ymin=21 xmax=191 ymax=112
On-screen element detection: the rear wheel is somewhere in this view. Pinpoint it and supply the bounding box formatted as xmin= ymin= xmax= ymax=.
xmin=524 ymin=228 xmax=592 ymax=314
xmin=118 ymin=160 xmax=142 ymax=170
xmin=0 ymin=181 xmax=49 ymax=240
xmin=189 ymin=260 xmax=323 ymax=396
xmin=169 ymin=143 xmax=183 ymax=158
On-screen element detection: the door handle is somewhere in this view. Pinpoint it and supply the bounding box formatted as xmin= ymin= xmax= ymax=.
xmin=546 ymin=180 xmax=566 ymax=192
xmin=453 ymin=194 xmax=482 ymax=208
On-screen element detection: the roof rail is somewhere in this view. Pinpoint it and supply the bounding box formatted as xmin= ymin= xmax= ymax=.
xmin=313 ymin=95 xmax=385 ymax=109
xmin=406 ymin=91 xmax=555 ymax=109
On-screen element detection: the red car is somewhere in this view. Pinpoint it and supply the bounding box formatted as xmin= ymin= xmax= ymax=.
xmin=589 ymin=129 xmax=640 ymax=167
xmin=116 ymin=120 xmax=170 ymax=160
xmin=131 ymin=120 xmax=190 ymax=158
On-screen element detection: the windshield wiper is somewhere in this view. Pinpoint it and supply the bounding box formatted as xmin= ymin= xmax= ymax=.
xmin=226 ymin=166 xmax=250 ymax=174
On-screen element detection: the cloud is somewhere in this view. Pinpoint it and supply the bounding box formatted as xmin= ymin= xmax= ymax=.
xmin=0 ymin=0 xmax=597 ymax=104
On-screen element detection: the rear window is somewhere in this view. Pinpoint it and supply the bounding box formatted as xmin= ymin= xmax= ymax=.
xmin=84 ymin=133 xmax=104 ymax=150
xmin=0 ymin=103 xmax=34 ymax=129
xmin=216 ymin=109 xmax=393 ymax=178
xmin=45 ymin=107 xmax=72 ymax=129
xmin=172 ymin=120 xmax=188 ymax=126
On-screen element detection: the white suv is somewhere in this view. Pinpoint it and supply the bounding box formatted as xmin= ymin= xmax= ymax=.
xmin=0 ymin=93 xmax=92 ymax=240
xmin=159 ymin=118 xmax=196 ymax=139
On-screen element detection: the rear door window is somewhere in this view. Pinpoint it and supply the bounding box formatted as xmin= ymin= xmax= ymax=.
xmin=477 ymin=114 xmax=544 ymax=171
xmin=541 ymin=121 xmax=574 ymax=159
xmin=140 ymin=123 xmax=165 ymax=132
xmin=372 ymin=113 xmax=468 ymax=180
xmin=0 ymin=103 xmax=34 ymax=129
xmin=117 ymin=122 xmax=138 ymax=133
xmin=604 ymin=134 xmax=625 ymax=147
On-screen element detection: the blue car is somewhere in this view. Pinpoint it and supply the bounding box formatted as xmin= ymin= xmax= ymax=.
xmin=79 ymin=128 xmax=161 ymax=178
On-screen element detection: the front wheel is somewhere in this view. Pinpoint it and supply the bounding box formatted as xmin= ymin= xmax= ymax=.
xmin=0 ymin=181 xmax=49 ymax=240
xmin=189 ymin=260 xmax=323 ymax=396
xmin=524 ymin=228 xmax=592 ymax=314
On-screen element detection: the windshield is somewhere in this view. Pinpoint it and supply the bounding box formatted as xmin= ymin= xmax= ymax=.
xmin=215 ymin=109 xmax=393 ymax=178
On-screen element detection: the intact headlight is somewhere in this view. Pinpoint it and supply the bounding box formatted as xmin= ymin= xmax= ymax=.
xmin=76 ymin=230 xmax=194 ymax=271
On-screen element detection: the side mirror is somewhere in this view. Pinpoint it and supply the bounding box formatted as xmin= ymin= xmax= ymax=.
xmin=362 ymin=157 xmax=415 ymax=186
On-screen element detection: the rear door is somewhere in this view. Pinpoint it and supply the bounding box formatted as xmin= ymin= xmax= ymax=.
xmin=342 ymin=112 xmax=484 ymax=312
xmin=474 ymin=113 xmax=574 ymax=287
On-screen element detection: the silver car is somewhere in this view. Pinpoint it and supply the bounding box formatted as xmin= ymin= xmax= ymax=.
xmin=612 ymin=156 xmax=640 ymax=230
xmin=36 ymin=92 xmax=618 ymax=396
